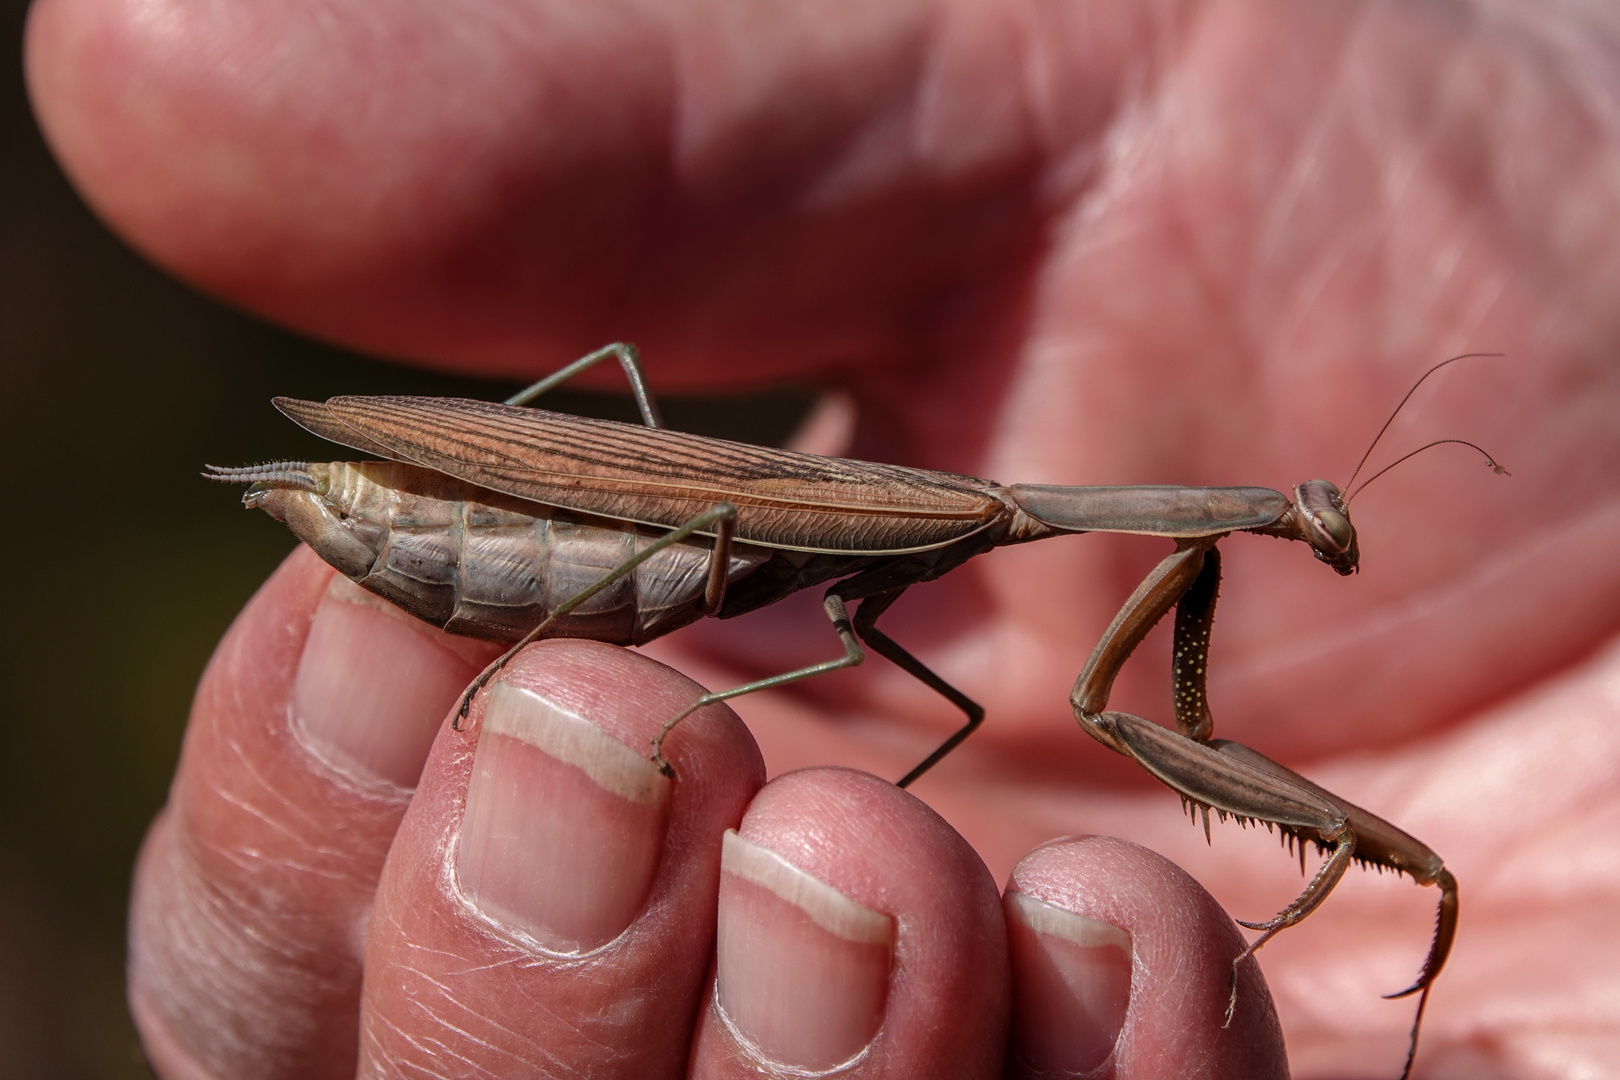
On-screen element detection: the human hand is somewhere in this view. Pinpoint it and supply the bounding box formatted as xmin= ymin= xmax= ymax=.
xmin=27 ymin=0 xmax=1620 ymax=1075
xmin=117 ymin=553 xmax=1286 ymax=1077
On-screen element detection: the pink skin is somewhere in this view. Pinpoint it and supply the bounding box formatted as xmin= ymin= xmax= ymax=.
xmin=27 ymin=0 xmax=1620 ymax=1075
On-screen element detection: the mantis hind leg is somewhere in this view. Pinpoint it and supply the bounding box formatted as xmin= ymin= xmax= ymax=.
xmin=504 ymin=342 xmax=664 ymax=428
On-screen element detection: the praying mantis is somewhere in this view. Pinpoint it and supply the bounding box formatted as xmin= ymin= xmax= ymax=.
xmin=209 ymin=345 xmax=1507 ymax=1077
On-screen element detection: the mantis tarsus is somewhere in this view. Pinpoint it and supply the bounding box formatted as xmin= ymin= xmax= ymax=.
xmin=209 ymin=345 xmax=1507 ymax=1077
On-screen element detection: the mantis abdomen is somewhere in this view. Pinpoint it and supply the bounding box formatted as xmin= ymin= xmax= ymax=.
xmin=243 ymin=460 xmax=771 ymax=645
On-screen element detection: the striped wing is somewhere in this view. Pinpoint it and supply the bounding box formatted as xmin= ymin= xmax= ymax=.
xmin=274 ymin=396 xmax=1006 ymax=554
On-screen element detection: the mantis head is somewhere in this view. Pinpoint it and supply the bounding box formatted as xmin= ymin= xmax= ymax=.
xmin=1293 ymin=479 xmax=1359 ymax=576
xmin=1293 ymin=353 xmax=1513 ymax=578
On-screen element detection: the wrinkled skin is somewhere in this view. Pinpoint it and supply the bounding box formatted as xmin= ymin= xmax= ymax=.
xmin=26 ymin=0 xmax=1620 ymax=1076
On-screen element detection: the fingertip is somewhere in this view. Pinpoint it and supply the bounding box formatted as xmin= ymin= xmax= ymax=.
xmin=24 ymin=0 xmax=223 ymax=272
xmin=130 ymin=547 xmax=506 ymax=1079
xmin=452 ymin=641 xmax=762 ymax=953
xmin=358 ymin=639 xmax=765 ymax=1075
xmin=23 ymin=0 xmax=673 ymax=367
xmin=693 ymin=768 xmax=1008 ymax=1079
xmin=292 ymin=575 xmax=498 ymax=792
xmin=1006 ymin=836 xmax=1288 ymax=1080
xmin=713 ymin=827 xmax=895 ymax=1071
xmin=1002 ymin=888 xmax=1132 ymax=1075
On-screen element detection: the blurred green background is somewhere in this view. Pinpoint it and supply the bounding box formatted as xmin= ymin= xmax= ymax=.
xmin=1 ymin=4 xmax=809 ymax=1074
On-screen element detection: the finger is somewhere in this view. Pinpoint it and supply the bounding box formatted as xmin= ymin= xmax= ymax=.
xmin=22 ymin=0 xmax=1110 ymax=376
xmin=356 ymin=639 xmax=764 ymax=1077
xmin=689 ymin=768 xmax=1008 ymax=1079
xmin=128 ymin=546 xmax=499 ymax=1080
xmin=1004 ymin=835 xmax=1287 ymax=1080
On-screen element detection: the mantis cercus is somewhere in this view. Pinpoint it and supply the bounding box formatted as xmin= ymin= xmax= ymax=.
xmin=208 ymin=344 xmax=1507 ymax=1077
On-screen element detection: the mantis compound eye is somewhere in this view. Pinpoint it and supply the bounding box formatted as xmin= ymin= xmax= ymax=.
xmin=1311 ymin=507 xmax=1353 ymax=554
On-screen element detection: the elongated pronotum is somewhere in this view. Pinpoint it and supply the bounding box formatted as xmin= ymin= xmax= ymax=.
xmin=209 ymin=344 xmax=1507 ymax=1077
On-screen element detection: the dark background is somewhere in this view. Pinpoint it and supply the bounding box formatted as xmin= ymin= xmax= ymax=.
xmin=1 ymin=3 xmax=810 ymax=1074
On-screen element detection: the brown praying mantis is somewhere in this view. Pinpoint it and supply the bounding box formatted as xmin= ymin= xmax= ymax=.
xmin=208 ymin=345 xmax=1507 ymax=1078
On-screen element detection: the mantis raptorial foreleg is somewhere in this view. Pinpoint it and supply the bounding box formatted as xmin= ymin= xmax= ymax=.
xmin=1070 ymin=538 xmax=1216 ymax=751
xmin=1070 ymin=536 xmax=1456 ymax=1079
xmin=1170 ymin=545 xmax=1220 ymax=741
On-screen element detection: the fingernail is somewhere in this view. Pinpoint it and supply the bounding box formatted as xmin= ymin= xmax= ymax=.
xmin=457 ymin=681 xmax=671 ymax=952
xmin=293 ymin=577 xmax=482 ymax=791
xmin=715 ymin=830 xmax=893 ymax=1071
xmin=1005 ymin=891 xmax=1132 ymax=1074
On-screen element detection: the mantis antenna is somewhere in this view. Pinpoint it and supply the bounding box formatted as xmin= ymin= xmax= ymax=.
xmin=1341 ymin=352 xmax=1508 ymax=503
xmin=1346 ymin=438 xmax=1509 ymax=504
